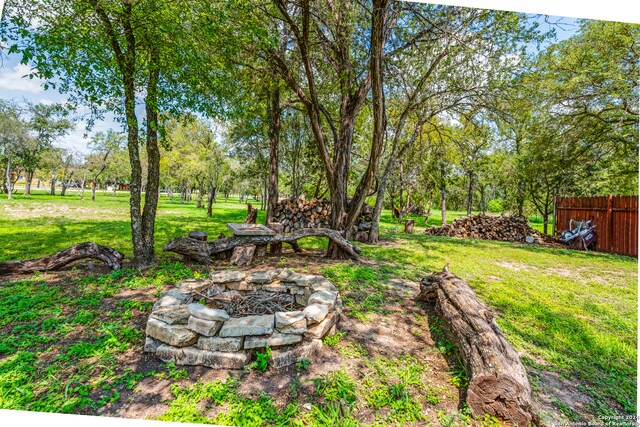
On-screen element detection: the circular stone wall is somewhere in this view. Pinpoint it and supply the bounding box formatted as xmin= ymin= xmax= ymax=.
xmin=144 ymin=269 xmax=341 ymax=369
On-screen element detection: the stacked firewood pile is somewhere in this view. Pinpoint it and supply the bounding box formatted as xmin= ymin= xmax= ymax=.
xmin=424 ymin=214 xmax=543 ymax=243
xmin=271 ymin=198 xmax=373 ymax=242
xmin=404 ymin=203 xmax=426 ymax=216
xmin=272 ymin=198 xmax=332 ymax=232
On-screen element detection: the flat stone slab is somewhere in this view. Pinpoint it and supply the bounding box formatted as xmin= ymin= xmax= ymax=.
xmin=311 ymin=280 xmax=338 ymax=293
xmin=153 ymin=289 xmax=192 ymax=310
xmin=226 ymin=223 xmax=275 ymax=236
xmin=150 ymin=305 xmax=190 ymax=325
xmin=188 ymin=303 xmax=230 ymax=321
xmin=306 ymin=311 xmax=339 ymax=339
xmin=303 ymin=304 xmax=329 ymax=325
xmin=156 ymin=345 xmax=250 ymax=369
xmin=286 ymin=285 xmax=305 ymax=295
xmin=188 ymin=316 xmax=223 ymax=337
xmin=225 ymin=281 xmax=254 ymax=291
xmin=198 ymin=336 xmax=244 ymax=352
xmin=219 ymin=314 xmax=274 ymax=337
xmin=246 ymin=270 xmax=279 ymax=284
xmin=308 ymin=290 xmax=338 ymax=309
xmin=278 ymin=269 xmax=299 ymax=282
xmin=262 ymin=283 xmax=288 ymax=293
xmin=206 ymin=285 xmax=226 ymax=298
xmin=271 ymin=339 xmax=322 ymax=369
xmin=176 ymin=278 xmax=211 ymax=293
xmin=146 ymin=318 xmax=198 ymax=347
xmin=293 ymin=274 xmax=325 ymax=287
xmin=213 ymin=290 xmax=243 ymax=302
xmin=276 ymin=311 xmax=307 ymax=334
xmin=295 ymin=294 xmax=309 ymax=306
xmin=244 ymin=333 xmax=303 ymax=349
xmin=210 ymin=270 xmax=246 ymax=284
xmin=144 ymin=337 xmax=162 ymax=353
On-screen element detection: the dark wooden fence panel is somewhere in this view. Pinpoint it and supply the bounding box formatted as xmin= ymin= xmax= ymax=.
xmin=554 ymin=195 xmax=638 ymax=257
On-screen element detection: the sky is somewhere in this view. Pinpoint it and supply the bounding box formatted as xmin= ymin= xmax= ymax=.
xmin=0 ymin=11 xmax=579 ymax=156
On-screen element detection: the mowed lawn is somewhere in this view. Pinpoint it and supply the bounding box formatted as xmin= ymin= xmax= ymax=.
xmin=0 ymin=190 xmax=636 ymax=423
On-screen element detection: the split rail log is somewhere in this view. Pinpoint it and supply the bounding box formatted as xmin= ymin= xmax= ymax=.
xmin=416 ymin=267 xmax=536 ymax=426
xmin=0 ymin=242 xmax=125 ymax=275
xmin=164 ymin=228 xmax=362 ymax=263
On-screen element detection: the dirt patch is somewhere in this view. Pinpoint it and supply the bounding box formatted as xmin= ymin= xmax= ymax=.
xmin=1 ymin=202 xmax=128 ymax=220
xmin=495 ymin=261 xmax=537 ymax=271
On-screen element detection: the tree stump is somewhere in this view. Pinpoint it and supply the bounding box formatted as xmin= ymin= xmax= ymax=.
xmin=404 ymin=219 xmax=415 ymax=234
xmin=245 ymin=203 xmax=258 ymax=224
xmin=230 ymin=245 xmax=255 ymax=266
xmin=267 ymin=222 xmax=284 ymax=255
xmin=416 ymin=266 xmax=536 ymax=426
xmin=255 ymin=245 xmax=267 ymax=257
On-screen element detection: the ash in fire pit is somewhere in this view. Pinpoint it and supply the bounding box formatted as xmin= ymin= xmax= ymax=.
xmin=144 ymin=269 xmax=342 ymax=370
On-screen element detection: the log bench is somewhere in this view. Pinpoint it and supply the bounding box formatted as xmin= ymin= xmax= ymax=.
xmin=164 ymin=227 xmax=362 ymax=265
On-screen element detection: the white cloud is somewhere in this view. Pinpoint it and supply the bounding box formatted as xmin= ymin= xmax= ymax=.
xmin=0 ymin=63 xmax=44 ymax=94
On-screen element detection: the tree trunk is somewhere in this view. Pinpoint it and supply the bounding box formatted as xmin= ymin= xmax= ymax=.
xmin=79 ymin=172 xmax=86 ymax=200
xmin=50 ymin=167 xmax=57 ymax=196
xmin=266 ymin=85 xmax=281 ymax=224
xmin=467 ymin=171 xmax=474 ymax=216
xmin=207 ymin=181 xmax=215 ymax=217
xmin=0 ymin=242 xmax=125 ymax=274
xmin=398 ymin=165 xmax=404 ymax=225
xmin=416 ymin=268 xmax=535 ymax=426
xmin=480 ymin=185 xmax=486 ymax=214
xmin=440 ymin=163 xmax=447 ymax=226
xmin=196 ymin=178 xmax=205 ymax=209
xmin=60 ymin=171 xmax=72 ymax=196
xmin=517 ymin=181 xmax=525 ymax=218
xmin=24 ymin=170 xmax=33 ymax=196
xmin=139 ymin=56 xmax=161 ymax=266
xmin=5 ymin=154 xmax=12 ymax=200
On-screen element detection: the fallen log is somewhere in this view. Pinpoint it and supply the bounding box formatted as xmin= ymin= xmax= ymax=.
xmin=0 ymin=242 xmax=125 ymax=275
xmin=164 ymin=227 xmax=362 ymax=262
xmin=416 ymin=266 xmax=535 ymax=426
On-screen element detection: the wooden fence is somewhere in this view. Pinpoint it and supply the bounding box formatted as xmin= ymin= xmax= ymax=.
xmin=554 ymin=195 xmax=638 ymax=257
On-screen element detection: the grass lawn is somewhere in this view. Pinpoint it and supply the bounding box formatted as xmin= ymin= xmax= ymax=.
xmin=0 ymin=190 xmax=636 ymax=425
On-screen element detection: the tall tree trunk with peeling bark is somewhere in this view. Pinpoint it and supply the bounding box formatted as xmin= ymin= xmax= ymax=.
xmin=140 ymin=51 xmax=161 ymax=265
xmin=5 ymin=154 xmax=12 ymax=200
xmin=440 ymin=162 xmax=447 ymax=225
xmin=266 ymin=84 xmax=281 ymax=224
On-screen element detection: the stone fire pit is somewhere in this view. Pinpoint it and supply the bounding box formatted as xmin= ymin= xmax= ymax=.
xmin=144 ymin=269 xmax=341 ymax=369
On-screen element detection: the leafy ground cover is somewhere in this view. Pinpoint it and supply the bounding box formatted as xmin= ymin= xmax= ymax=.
xmin=0 ymin=191 xmax=636 ymax=425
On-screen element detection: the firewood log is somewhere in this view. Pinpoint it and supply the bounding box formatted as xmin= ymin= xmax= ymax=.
xmin=416 ymin=267 xmax=536 ymax=426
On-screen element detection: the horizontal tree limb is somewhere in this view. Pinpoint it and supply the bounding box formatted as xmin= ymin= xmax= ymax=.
xmin=163 ymin=227 xmax=362 ymax=262
xmin=0 ymin=242 xmax=125 ymax=275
